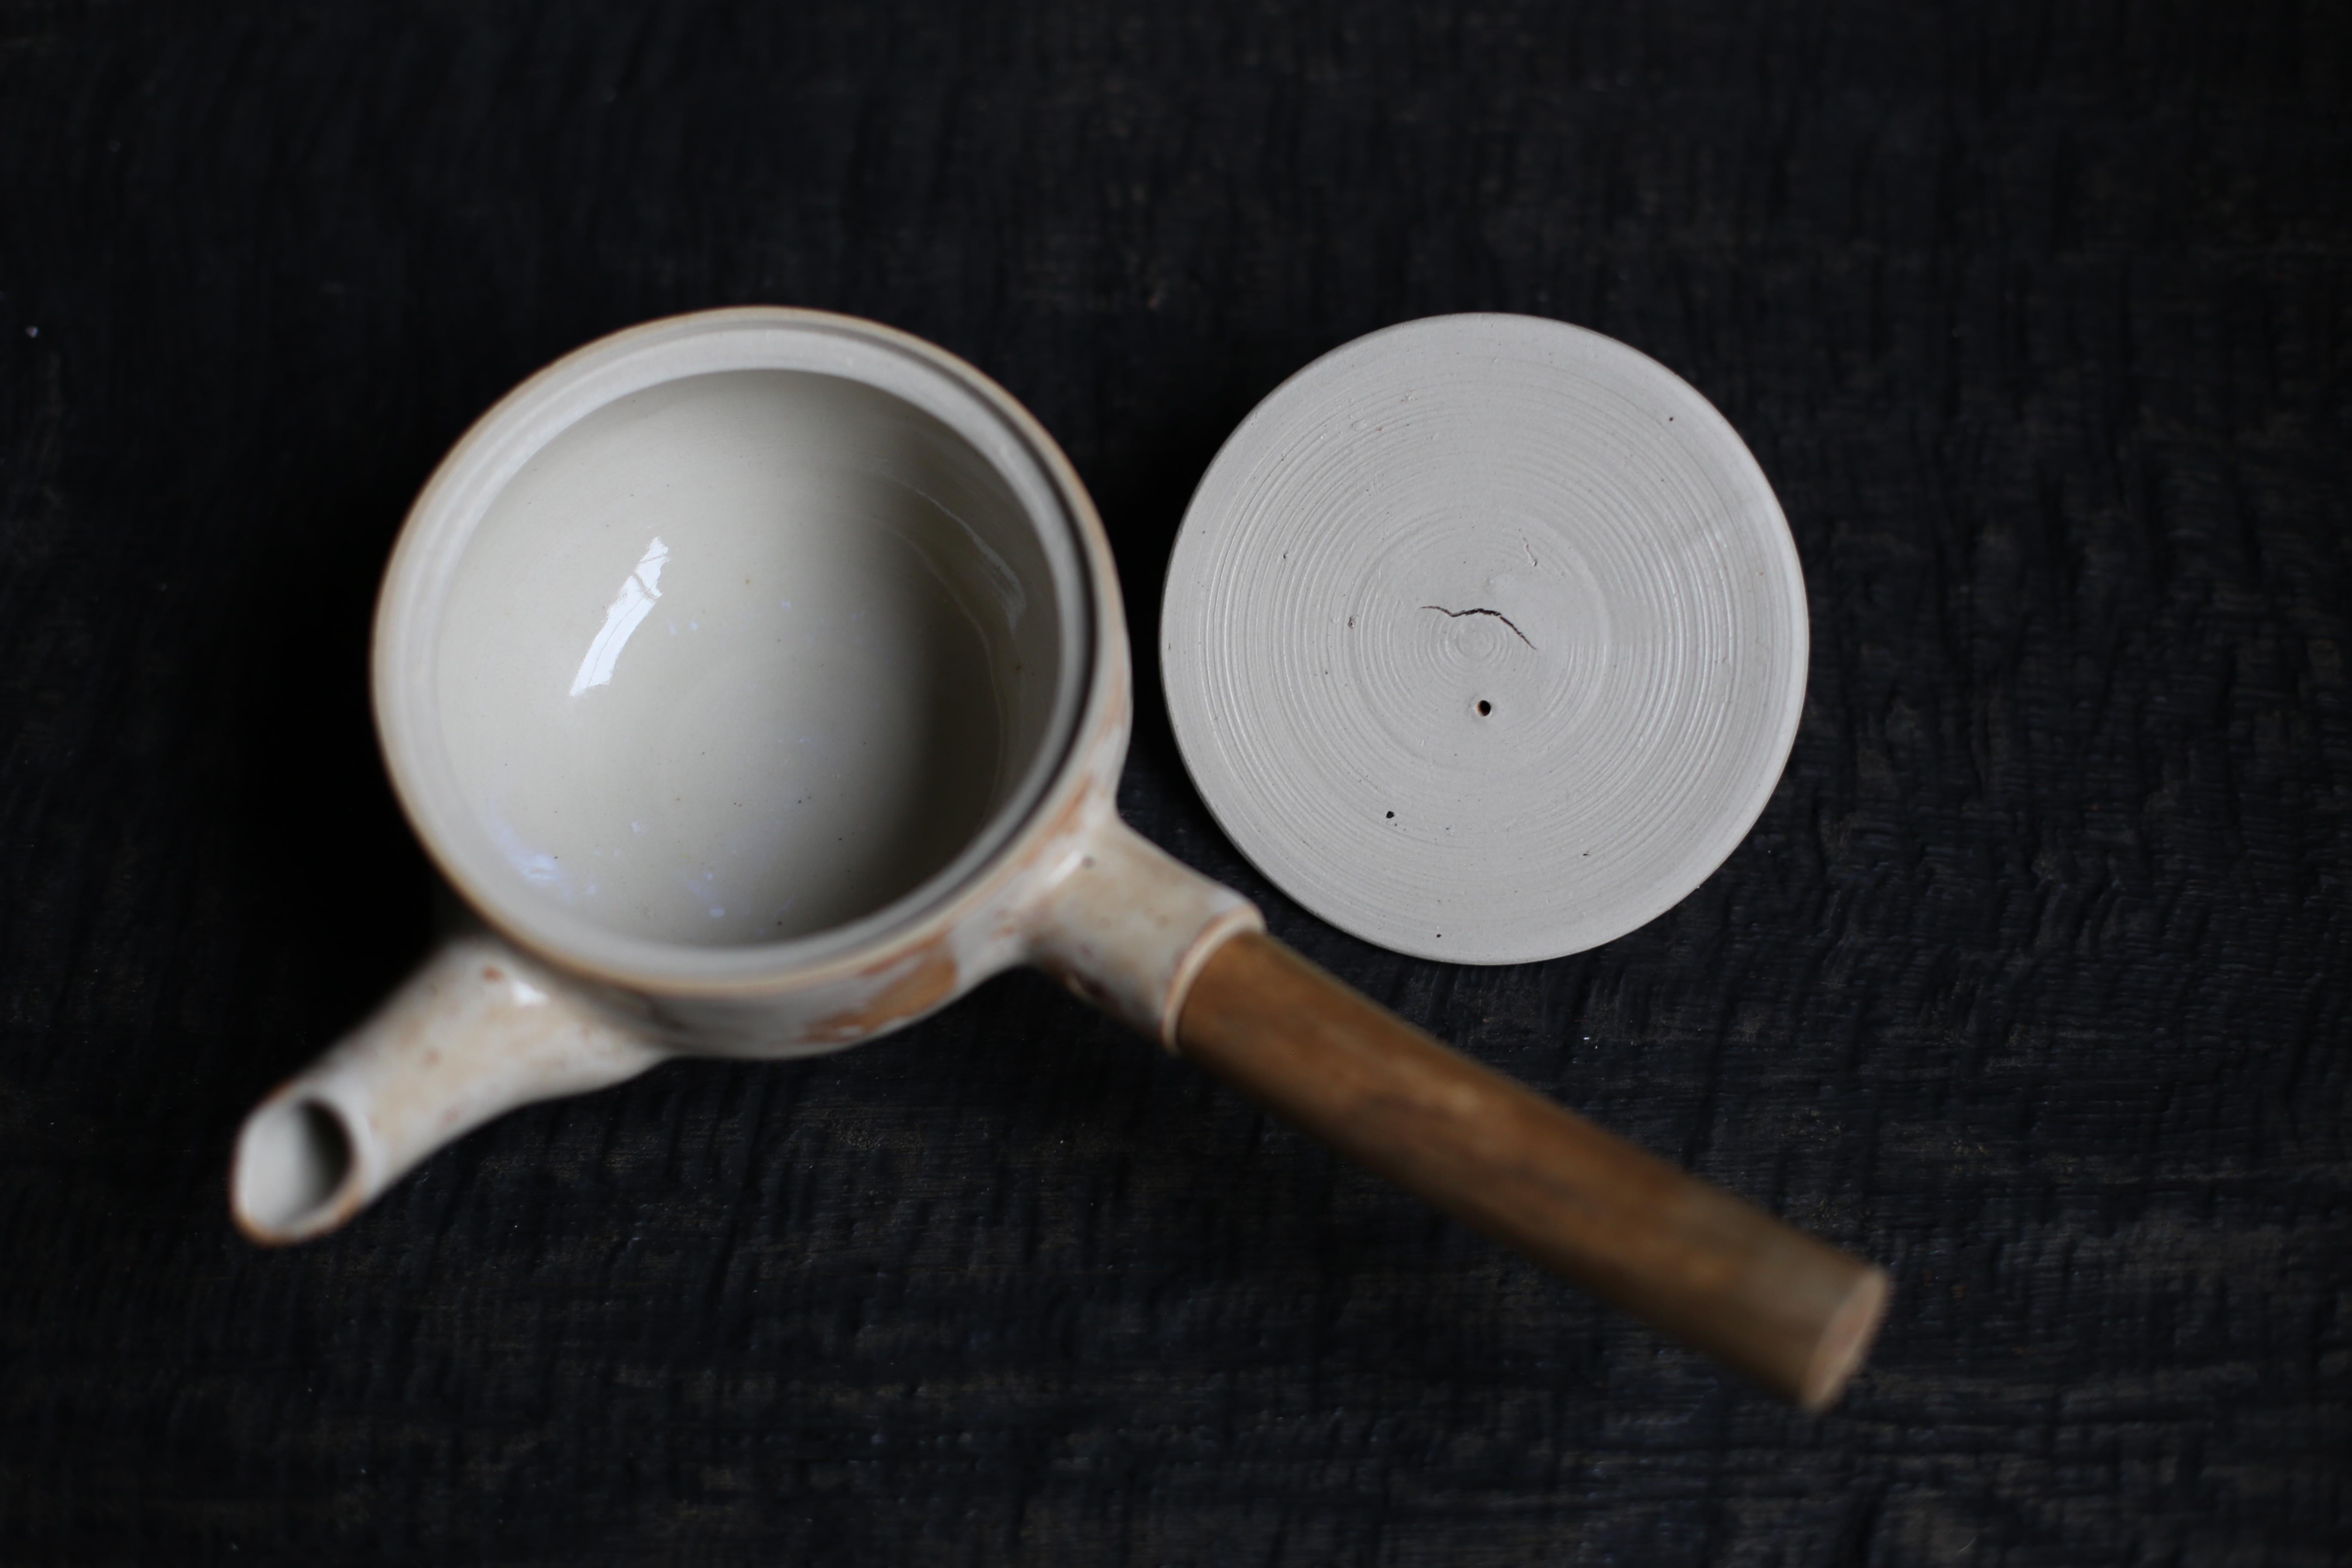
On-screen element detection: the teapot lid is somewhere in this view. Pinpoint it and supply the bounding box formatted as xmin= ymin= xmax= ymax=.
xmin=1160 ymin=313 xmax=1806 ymax=965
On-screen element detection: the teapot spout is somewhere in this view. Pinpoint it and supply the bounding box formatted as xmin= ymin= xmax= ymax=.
xmin=230 ymin=933 xmax=665 ymax=1244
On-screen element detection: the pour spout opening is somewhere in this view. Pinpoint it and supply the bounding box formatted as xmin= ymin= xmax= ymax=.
xmin=232 ymin=1096 xmax=363 ymax=1245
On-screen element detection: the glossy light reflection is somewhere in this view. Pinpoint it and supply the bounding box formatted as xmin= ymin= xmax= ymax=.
xmin=569 ymin=536 xmax=670 ymax=695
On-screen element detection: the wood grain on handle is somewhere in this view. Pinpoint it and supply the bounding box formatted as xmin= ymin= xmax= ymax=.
xmin=1174 ymin=931 xmax=1890 ymax=1410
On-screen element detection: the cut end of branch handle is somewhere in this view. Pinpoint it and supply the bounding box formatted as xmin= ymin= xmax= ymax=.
xmin=1799 ymin=1265 xmax=1893 ymax=1413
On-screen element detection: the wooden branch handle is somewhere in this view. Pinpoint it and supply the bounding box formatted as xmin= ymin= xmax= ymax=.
xmin=1173 ymin=931 xmax=1890 ymax=1410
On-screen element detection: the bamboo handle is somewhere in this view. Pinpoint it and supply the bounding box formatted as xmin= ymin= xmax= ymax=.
xmin=1173 ymin=931 xmax=1890 ymax=1409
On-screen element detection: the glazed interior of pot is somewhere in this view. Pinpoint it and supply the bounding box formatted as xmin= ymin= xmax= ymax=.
xmin=432 ymin=370 xmax=1067 ymax=947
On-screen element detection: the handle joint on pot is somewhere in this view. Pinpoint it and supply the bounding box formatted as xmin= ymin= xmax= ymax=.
xmin=1023 ymin=805 xmax=1262 ymax=1045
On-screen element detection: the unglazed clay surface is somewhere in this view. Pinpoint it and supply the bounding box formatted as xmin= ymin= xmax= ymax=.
xmin=1161 ymin=314 xmax=1807 ymax=964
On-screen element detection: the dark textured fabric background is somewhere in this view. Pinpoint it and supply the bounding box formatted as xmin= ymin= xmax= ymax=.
xmin=2 ymin=2 xmax=2347 ymax=1563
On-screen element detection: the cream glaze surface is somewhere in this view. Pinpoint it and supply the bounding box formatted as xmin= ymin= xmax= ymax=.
xmin=436 ymin=371 xmax=1055 ymax=946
